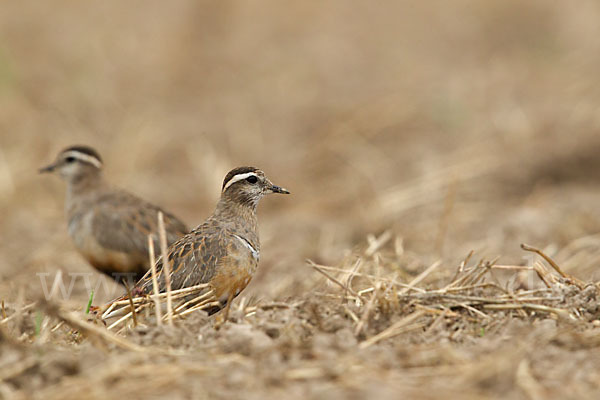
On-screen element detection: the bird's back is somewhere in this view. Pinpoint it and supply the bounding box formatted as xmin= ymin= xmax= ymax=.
xmin=134 ymin=215 xmax=259 ymax=312
xmin=68 ymin=188 xmax=188 ymax=282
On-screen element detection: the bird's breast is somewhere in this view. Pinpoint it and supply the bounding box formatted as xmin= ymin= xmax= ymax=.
xmin=68 ymin=208 xmax=145 ymax=275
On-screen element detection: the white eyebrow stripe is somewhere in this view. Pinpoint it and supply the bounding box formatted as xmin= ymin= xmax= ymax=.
xmin=62 ymin=151 xmax=103 ymax=168
xmin=223 ymin=172 xmax=258 ymax=191
xmin=233 ymin=234 xmax=259 ymax=260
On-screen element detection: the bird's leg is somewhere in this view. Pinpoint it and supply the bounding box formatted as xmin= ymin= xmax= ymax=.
xmin=223 ymin=292 xmax=235 ymax=321
xmin=214 ymin=292 xmax=235 ymax=330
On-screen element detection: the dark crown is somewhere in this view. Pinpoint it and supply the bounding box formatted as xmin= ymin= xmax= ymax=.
xmin=222 ymin=166 xmax=260 ymax=190
xmin=62 ymin=145 xmax=103 ymax=164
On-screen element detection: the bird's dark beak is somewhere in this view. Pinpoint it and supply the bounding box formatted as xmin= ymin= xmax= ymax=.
xmin=39 ymin=163 xmax=56 ymax=173
xmin=271 ymin=185 xmax=290 ymax=194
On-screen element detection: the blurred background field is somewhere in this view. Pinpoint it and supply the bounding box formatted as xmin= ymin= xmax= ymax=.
xmin=1 ymin=1 xmax=600 ymax=399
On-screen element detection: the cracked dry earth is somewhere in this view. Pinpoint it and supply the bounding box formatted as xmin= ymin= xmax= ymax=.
xmin=2 ymin=271 xmax=600 ymax=400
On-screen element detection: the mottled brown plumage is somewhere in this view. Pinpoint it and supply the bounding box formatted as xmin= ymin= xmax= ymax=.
xmin=40 ymin=145 xmax=189 ymax=283
xmin=132 ymin=166 xmax=289 ymax=316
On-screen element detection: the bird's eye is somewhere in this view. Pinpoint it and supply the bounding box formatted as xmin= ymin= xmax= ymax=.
xmin=246 ymin=176 xmax=258 ymax=184
xmin=65 ymin=157 xmax=76 ymax=163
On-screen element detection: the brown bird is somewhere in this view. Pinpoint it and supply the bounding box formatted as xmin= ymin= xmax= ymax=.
xmin=130 ymin=166 xmax=289 ymax=319
xmin=40 ymin=145 xmax=189 ymax=284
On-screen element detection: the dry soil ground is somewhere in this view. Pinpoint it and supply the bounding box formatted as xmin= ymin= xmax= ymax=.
xmin=2 ymin=1 xmax=600 ymax=399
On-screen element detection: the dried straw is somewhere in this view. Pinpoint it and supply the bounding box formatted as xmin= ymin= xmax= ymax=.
xmin=157 ymin=212 xmax=174 ymax=325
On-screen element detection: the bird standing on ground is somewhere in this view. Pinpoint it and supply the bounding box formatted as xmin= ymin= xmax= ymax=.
xmin=40 ymin=145 xmax=189 ymax=284
xmin=131 ymin=166 xmax=290 ymax=320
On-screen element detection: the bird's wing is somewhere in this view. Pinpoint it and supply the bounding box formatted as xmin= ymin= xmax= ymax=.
xmin=135 ymin=220 xmax=229 ymax=294
xmin=90 ymin=190 xmax=189 ymax=258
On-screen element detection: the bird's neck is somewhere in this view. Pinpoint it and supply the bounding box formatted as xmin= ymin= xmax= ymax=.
xmin=212 ymin=196 xmax=259 ymax=237
xmin=65 ymin=173 xmax=106 ymax=209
